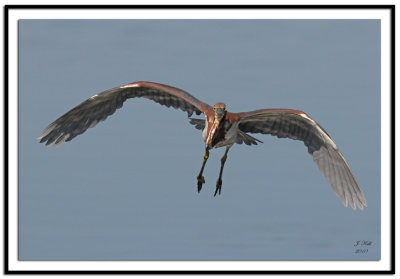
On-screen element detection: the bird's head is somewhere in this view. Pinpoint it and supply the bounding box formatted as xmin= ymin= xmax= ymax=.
xmin=213 ymin=102 xmax=226 ymax=120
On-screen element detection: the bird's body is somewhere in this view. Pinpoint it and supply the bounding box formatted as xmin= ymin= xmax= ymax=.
xmin=38 ymin=81 xmax=367 ymax=210
xmin=203 ymin=110 xmax=239 ymax=149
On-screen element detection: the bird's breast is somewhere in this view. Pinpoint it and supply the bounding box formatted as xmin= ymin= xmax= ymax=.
xmin=205 ymin=118 xmax=234 ymax=148
xmin=205 ymin=119 xmax=220 ymax=147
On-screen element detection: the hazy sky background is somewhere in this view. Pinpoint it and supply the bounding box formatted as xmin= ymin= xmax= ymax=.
xmin=19 ymin=19 xmax=380 ymax=260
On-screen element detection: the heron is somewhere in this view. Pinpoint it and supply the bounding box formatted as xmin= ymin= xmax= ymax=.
xmin=38 ymin=81 xmax=367 ymax=210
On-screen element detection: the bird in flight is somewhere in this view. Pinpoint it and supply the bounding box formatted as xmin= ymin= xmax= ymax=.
xmin=38 ymin=81 xmax=367 ymax=210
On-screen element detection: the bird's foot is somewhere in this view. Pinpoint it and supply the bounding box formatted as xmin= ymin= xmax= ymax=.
xmin=214 ymin=178 xmax=222 ymax=196
xmin=197 ymin=175 xmax=205 ymax=192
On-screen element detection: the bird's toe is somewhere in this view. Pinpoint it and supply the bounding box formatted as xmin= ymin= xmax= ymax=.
xmin=197 ymin=175 xmax=205 ymax=192
xmin=214 ymin=179 xmax=222 ymax=196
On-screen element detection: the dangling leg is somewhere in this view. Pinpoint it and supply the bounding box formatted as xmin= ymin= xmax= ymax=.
xmin=214 ymin=144 xmax=232 ymax=196
xmin=197 ymin=147 xmax=210 ymax=193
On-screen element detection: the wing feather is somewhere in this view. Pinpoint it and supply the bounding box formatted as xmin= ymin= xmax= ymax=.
xmin=38 ymin=81 xmax=212 ymax=146
xmin=236 ymin=109 xmax=367 ymax=210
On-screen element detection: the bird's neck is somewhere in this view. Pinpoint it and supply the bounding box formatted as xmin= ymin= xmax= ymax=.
xmin=206 ymin=114 xmax=227 ymax=148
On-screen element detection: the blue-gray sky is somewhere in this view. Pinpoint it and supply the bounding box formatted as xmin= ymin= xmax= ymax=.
xmin=19 ymin=19 xmax=380 ymax=260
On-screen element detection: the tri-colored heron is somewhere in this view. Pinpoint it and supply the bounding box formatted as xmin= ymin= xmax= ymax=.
xmin=38 ymin=81 xmax=367 ymax=210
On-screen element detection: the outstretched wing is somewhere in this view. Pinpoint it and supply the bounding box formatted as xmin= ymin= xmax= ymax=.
xmin=38 ymin=81 xmax=213 ymax=147
xmin=236 ymin=109 xmax=367 ymax=210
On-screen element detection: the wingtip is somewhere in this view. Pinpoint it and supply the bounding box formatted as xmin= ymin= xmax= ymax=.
xmin=37 ymin=131 xmax=47 ymax=141
xmin=343 ymin=198 xmax=368 ymax=211
xmin=341 ymin=197 xmax=368 ymax=211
